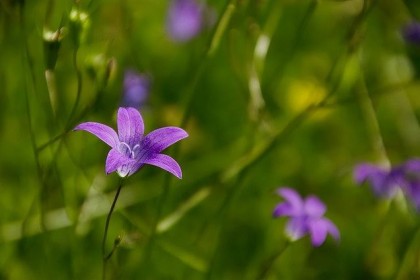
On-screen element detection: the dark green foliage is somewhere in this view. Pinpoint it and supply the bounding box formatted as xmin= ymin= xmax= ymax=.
xmin=1 ymin=0 xmax=420 ymax=279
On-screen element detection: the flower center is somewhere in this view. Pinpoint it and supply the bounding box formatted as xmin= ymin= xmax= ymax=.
xmin=118 ymin=142 xmax=141 ymax=159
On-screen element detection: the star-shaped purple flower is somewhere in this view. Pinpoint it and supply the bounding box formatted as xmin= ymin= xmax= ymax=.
xmin=273 ymin=187 xmax=340 ymax=247
xmin=74 ymin=107 xmax=188 ymax=178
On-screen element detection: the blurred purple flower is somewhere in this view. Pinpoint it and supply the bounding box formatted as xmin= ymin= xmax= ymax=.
xmin=353 ymin=163 xmax=400 ymax=198
xmin=354 ymin=159 xmax=420 ymax=211
xmin=273 ymin=187 xmax=340 ymax=247
xmin=122 ymin=70 xmax=150 ymax=109
xmin=74 ymin=107 xmax=188 ymax=178
xmin=166 ymin=0 xmax=204 ymax=42
xmin=402 ymin=21 xmax=420 ymax=45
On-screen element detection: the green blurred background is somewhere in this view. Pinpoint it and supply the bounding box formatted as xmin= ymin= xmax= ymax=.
xmin=1 ymin=0 xmax=420 ymax=279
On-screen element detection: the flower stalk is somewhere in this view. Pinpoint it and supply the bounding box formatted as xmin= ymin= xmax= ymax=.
xmin=257 ymin=241 xmax=290 ymax=280
xmin=102 ymin=179 xmax=124 ymax=279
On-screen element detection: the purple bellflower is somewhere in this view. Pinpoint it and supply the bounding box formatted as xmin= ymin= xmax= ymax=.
xmin=402 ymin=21 xmax=420 ymax=45
xmin=354 ymin=159 xmax=420 ymax=212
xmin=273 ymin=187 xmax=340 ymax=247
xmin=74 ymin=107 xmax=188 ymax=178
xmin=353 ymin=163 xmax=400 ymax=198
xmin=122 ymin=70 xmax=150 ymax=109
xmin=166 ymin=0 xmax=204 ymax=42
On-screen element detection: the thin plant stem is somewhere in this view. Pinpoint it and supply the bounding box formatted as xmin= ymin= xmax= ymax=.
xmin=45 ymin=69 xmax=58 ymax=117
xmin=356 ymin=75 xmax=389 ymax=165
xmin=18 ymin=2 xmax=48 ymax=231
xmin=206 ymin=1 xmax=236 ymax=57
xmin=364 ymin=199 xmax=395 ymax=271
xmin=180 ymin=0 xmax=237 ymax=128
xmin=67 ymin=48 xmax=83 ymax=129
xmin=102 ymin=179 xmax=124 ymax=280
xmin=266 ymin=0 xmax=318 ymax=94
xmin=394 ymin=221 xmax=420 ymax=280
xmin=37 ymin=131 xmax=68 ymax=152
xmin=37 ymin=65 xmax=111 ymax=154
xmin=139 ymin=172 xmax=173 ymax=274
xmin=256 ymin=241 xmax=291 ymax=280
xmin=43 ymin=0 xmax=62 ymax=118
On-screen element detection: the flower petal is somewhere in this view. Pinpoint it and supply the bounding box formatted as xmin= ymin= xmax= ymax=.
xmin=353 ymin=163 xmax=396 ymax=197
xmin=353 ymin=163 xmax=384 ymax=185
xmin=142 ymin=153 xmax=183 ymax=179
xmin=402 ymin=181 xmax=420 ymax=212
xmin=285 ymin=217 xmax=307 ymax=241
xmin=403 ymin=158 xmax=420 ymax=173
xmin=307 ymin=218 xmax=328 ymax=247
xmin=308 ymin=218 xmax=339 ymax=247
xmin=142 ymin=127 xmax=188 ymax=154
xmin=105 ymin=149 xmax=134 ymax=175
xmin=275 ymin=187 xmax=304 ymax=216
xmin=304 ymin=195 xmax=326 ymax=218
xmin=325 ymin=219 xmax=340 ymax=242
xmin=74 ymin=122 xmax=118 ymax=148
xmin=273 ymin=202 xmax=295 ymax=218
xmin=117 ymin=107 xmax=144 ymax=146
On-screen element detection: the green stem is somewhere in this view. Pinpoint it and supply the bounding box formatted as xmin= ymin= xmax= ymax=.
xmin=394 ymin=222 xmax=420 ymax=280
xmin=179 ymin=0 xmax=237 ymax=128
xmin=67 ymin=48 xmax=82 ymax=129
xmin=266 ymin=0 xmax=318 ymax=93
xmin=102 ymin=179 xmax=124 ymax=280
xmin=206 ymin=1 xmax=236 ymax=57
xmin=37 ymin=68 xmax=110 ymax=154
xmin=356 ymin=75 xmax=389 ymax=165
xmin=256 ymin=241 xmax=291 ymax=280
xmin=140 ymin=173 xmax=172 ymax=270
xmin=45 ymin=69 xmax=58 ymax=117
xmin=18 ymin=2 xmax=48 ymax=232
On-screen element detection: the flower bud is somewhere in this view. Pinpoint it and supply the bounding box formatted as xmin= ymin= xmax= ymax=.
xmin=68 ymin=7 xmax=90 ymax=47
xmin=43 ymin=27 xmax=65 ymax=70
xmin=85 ymin=54 xmax=117 ymax=87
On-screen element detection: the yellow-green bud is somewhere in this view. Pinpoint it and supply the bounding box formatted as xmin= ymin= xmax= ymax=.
xmin=68 ymin=7 xmax=90 ymax=47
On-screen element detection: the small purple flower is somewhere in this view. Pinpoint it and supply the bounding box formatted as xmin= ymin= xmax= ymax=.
xmin=273 ymin=187 xmax=340 ymax=247
xmin=402 ymin=22 xmax=420 ymax=45
xmin=122 ymin=70 xmax=150 ymax=109
xmin=166 ymin=0 xmax=204 ymax=42
xmin=354 ymin=159 xmax=420 ymax=212
xmin=353 ymin=163 xmax=400 ymax=198
xmin=397 ymin=159 xmax=420 ymax=211
xmin=74 ymin=107 xmax=188 ymax=178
